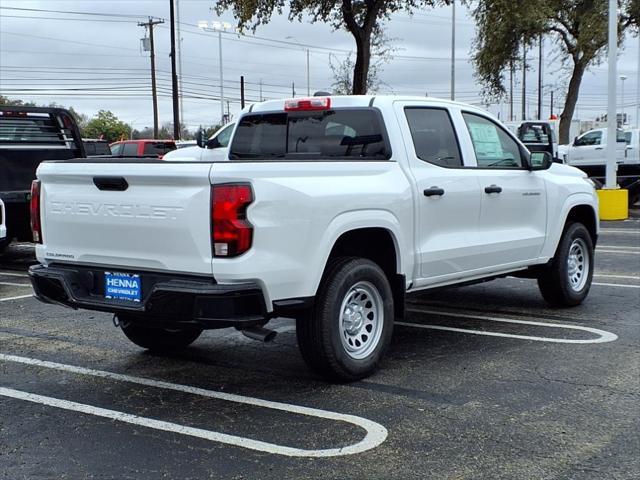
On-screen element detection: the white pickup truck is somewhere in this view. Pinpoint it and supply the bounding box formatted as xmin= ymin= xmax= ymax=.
xmin=560 ymin=128 xmax=637 ymax=167
xmin=29 ymin=96 xmax=599 ymax=381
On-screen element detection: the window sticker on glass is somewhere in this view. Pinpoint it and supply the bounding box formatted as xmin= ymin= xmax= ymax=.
xmin=467 ymin=123 xmax=504 ymax=159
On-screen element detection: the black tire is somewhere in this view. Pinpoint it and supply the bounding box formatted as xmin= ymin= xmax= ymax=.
xmin=296 ymin=257 xmax=394 ymax=382
xmin=537 ymin=222 xmax=594 ymax=307
xmin=118 ymin=315 xmax=202 ymax=351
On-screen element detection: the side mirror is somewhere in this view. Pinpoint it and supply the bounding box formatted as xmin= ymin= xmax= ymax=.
xmin=529 ymin=151 xmax=553 ymax=171
xmin=206 ymin=137 xmax=222 ymax=149
xmin=573 ymin=136 xmax=578 ymax=146
xmin=196 ymin=128 xmax=206 ymax=148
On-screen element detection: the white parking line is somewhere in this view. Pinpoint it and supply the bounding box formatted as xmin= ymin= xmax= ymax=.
xmin=600 ymin=229 xmax=640 ymax=234
xmin=594 ymin=274 xmax=640 ymax=280
xmin=0 ymin=281 xmax=31 ymax=287
xmin=593 ymin=282 xmax=640 ymax=289
xmin=0 ymin=271 xmax=28 ymax=278
xmin=0 ymin=294 xmax=32 ymax=303
xmin=401 ymin=308 xmax=618 ymax=344
xmin=597 ymin=249 xmax=640 ymax=255
xmin=0 ymin=353 xmax=387 ymax=457
xmin=598 ymin=245 xmax=640 ymax=250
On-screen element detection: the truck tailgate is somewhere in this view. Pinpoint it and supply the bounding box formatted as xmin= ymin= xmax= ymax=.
xmin=37 ymin=161 xmax=214 ymax=275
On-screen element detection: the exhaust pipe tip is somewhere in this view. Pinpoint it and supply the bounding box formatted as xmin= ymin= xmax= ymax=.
xmin=240 ymin=326 xmax=278 ymax=343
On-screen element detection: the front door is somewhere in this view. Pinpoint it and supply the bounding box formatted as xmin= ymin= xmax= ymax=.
xmin=461 ymin=112 xmax=547 ymax=269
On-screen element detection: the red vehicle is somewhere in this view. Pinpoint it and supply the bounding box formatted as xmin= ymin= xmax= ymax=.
xmin=109 ymin=139 xmax=177 ymax=158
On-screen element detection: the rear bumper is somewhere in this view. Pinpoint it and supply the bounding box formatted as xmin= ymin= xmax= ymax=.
xmin=29 ymin=264 xmax=268 ymax=329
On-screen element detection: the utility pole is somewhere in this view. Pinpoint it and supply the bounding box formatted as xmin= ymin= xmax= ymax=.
xmin=169 ymin=0 xmax=181 ymax=140
xmin=175 ymin=0 xmax=184 ymax=124
xmin=259 ymin=79 xmax=263 ymax=102
xmin=550 ymin=91 xmax=554 ymax=118
xmin=637 ymin=35 xmax=640 ymax=128
xmin=138 ymin=17 xmax=164 ymax=139
xmin=538 ymin=35 xmax=543 ymax=120
xmin=509 ymin=61 xmax=514 ymax=121
xmin=240 ymin=76 xmax=245 ymax=109
xmin=292 ymin=82 xmax=296 ymax=97
xmin=450 ymin=0 xmax=456 ymax=101
xmin=522 ymin=43 xmax=527 ymax=121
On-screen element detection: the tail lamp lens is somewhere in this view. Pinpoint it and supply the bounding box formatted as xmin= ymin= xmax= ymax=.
xmin=211 ymin=184 xmax=253 ymax=257
xmin=30 ymin=180 xmax=42 ymax=244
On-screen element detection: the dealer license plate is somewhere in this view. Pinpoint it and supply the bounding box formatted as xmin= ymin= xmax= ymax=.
xmin=104 ymin=272 xmax=141 ymax=302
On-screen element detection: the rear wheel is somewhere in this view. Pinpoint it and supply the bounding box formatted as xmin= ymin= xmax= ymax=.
xmin=296 ymin=257 xmax=394 ymax=382
xmin=118 ymin=315 xmax=202 ymax=351
xmin=537 ymin=222 xmax=594 ymax=307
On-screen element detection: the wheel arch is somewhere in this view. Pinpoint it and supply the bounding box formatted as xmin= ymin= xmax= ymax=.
xmin=312 ymin=213 xmax=410 ymax=319
xmin=544 ymin=194 xmax=599 ymax=260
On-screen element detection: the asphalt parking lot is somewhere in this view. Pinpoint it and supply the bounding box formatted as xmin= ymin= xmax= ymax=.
xmin=1 ymin=219 xmax=639 ymax=480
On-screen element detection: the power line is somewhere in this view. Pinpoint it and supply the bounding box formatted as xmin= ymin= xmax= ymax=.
xmin=0 ymin=6 xmax=149 ymax=19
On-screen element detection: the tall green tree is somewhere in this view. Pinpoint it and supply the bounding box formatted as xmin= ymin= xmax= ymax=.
xmin=84 ymin=110 xmax=131 ymax=143
xmin=214 ymin=0 xmax=450 ymax=94
xmin=468 ymin=0 xmax=638 ymax=144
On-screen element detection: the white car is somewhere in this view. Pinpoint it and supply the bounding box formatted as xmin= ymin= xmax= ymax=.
xmin=29 ymin=95 xmax=599 ymax=381
xmin=163 ymin=123 xmax=235 ymax=162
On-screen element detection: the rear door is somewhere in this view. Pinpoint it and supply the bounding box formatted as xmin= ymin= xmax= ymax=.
xmin=37 ymin=161 xmax=214 ymax=275
xmin=460 ymin=111 xmax=547 ymax=267
xmin=397 ymin=103 xmax=483 ymax=282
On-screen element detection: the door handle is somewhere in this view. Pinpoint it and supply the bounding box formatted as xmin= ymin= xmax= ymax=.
xmin=423 ymin=186 xmax=445 ymax=197
xmin=484 ymin=184 xmax=502 ymax=194
xmin=93 ymin=176 xmax=129 ymax=191
xmin=595 ymin=147 xmax=604 ymax=150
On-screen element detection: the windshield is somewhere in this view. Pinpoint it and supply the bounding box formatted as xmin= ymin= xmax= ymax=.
xmin=229 ymin=108 xmax=391 ymax=160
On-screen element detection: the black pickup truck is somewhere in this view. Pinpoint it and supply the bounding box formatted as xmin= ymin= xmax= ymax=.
xmin=0 ymin=106 xmax=85 ymax=252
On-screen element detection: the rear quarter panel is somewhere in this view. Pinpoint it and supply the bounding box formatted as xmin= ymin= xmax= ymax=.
xmin=209 ymin=161 xmax=414 ymax=307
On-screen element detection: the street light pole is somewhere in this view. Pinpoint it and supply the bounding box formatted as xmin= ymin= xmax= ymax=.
xmin=605 ymin=0 xmax=618 ymax=190
xmin=306 ymin=49 xmax=310 ymax=96
xmin=219 ymin=30 xmax=225 ymax=123
xmin=450 ymin=0 xmax=455 ymax=101
xmin=620 ymin=75 xmax=627 ymax=126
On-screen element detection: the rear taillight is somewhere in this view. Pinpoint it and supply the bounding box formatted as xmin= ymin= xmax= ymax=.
xmin=211 ymin=183 xmax=253 ymax=257
xmin=30 ymin=180 xmax=42 ymax=244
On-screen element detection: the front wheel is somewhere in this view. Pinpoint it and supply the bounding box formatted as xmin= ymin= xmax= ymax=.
xmin=537 ymin=222 xmax=594 ymax=307
xmin=296 ymin=257 xmax=394 ymax=382
xmin=118 ymin=315 xmax=202 ymax=352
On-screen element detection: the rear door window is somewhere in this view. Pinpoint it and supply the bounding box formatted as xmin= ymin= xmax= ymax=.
xmin=405 ymin=108 xmax=462 ymax=167
xmin=230 ymin=108 xmax=391 ymax=160
xmin=143 ymin=142 xmax=176 ymax=156
xmin=121 ymin=143 xmax=139 ymax=156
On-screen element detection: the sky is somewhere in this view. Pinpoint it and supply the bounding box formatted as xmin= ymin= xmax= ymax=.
xmin=1 ymin=0 xmax=639 ymax=132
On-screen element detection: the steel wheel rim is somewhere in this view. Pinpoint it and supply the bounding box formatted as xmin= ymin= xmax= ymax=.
xmin=567 ymin=238 xmax=589 ymax=292
xmin=339 ymin=281 xmax=384 ymax=360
